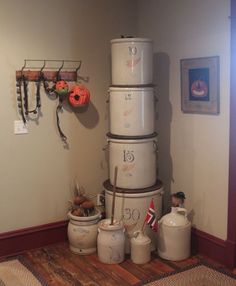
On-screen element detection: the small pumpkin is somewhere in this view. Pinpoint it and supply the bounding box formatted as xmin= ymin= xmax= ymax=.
xmin=73 ymin=195 xmax=86 ymax=206
xmin=68 ymin=85 xmax=90 ymax=107
xmin=55 ymin=80 xmax=69 ymax=97
xmin=191 ymin=80 xmax=208 ymax=97
xmin=81 ymin=200 xmax=94 ymax=209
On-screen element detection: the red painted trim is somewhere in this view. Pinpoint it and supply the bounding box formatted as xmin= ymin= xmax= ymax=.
xmin=0 ymin=222 xmax=229 ymax=266
xmin=0 ymin=220 xmax=68 ymax=258
xmin=0 ymin=222 xmax=226 ymax=263
xmin=225 ymin=239 xmax=236 ymax=268
xmin=192 ymin=228 xmax=226 ymax=265
xmin=227 ymin=0 xmax=236 ymax=269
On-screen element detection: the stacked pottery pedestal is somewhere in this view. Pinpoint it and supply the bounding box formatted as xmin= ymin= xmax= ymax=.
xmin=104 ymin=37 xmax=164 ymax=253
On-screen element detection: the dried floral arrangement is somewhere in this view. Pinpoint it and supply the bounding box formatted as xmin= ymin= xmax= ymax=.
xmin=69 ymin=183 xmax=96 ymax=217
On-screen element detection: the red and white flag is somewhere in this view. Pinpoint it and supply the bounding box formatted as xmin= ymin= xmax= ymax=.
xmin=145 ymin=199 xmax=158 ymax=232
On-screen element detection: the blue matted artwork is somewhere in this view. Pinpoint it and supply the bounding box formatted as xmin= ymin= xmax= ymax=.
xmin=181 ymin=56 xmax=219 ymax=115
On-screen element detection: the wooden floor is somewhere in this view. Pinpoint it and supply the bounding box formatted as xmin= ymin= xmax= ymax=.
xmin=10 ymin=241 xmax=228 ymax=286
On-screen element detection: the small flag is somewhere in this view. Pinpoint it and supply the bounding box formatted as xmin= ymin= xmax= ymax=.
xmin=145 ymin=199 xmax=158 ymax=232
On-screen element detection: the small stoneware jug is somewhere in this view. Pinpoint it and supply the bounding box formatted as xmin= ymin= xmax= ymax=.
xmin=131 ymin=230 xmax=151 ymax=264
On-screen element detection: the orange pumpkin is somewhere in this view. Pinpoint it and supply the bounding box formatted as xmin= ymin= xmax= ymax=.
xmin=191 ymin=80 xmax=208 ymax=97
xmin=68 ymin=85 xmax=90 ymax=107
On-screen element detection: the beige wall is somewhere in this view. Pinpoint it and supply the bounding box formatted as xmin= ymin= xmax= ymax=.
xmin=0 ymin=0 xmax=137 ymax=232
xmin=137 ymin=0 xmax=230 ymax=239
xmin=0 ymin=0 xmax=230 ymax=241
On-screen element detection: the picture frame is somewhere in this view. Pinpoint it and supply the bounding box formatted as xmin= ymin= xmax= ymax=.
xmin=180 ymin=56 xmax=220 ymax=115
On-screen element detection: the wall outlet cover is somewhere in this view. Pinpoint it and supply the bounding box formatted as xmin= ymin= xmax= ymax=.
xmin=14 ymin=120 xmax=28 ymax=134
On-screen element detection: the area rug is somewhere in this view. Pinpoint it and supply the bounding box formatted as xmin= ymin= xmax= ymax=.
xmin=143 ymin=264 xmax=236 ymax=286
xmin=0 ymin=257 xmax=48 ymax=286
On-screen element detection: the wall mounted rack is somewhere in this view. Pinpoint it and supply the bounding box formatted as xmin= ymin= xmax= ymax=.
xmin=15 ymin=59 xmax=89 ymax=144
xmin=16 ymin=59 xmax=82 ymax=82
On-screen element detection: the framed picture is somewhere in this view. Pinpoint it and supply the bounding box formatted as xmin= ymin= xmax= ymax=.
xmin=180 ymin=56 xmax=220 ymax=115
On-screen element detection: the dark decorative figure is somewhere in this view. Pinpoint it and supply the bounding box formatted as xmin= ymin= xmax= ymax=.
xmin=171 ymin=192 xmax=186 ymax=208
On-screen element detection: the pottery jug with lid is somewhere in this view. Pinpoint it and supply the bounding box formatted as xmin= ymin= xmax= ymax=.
xmin=97 ymin=219 xmax=125 ymax=264
xmin=157 ymin=207 xmax=191 ymax=261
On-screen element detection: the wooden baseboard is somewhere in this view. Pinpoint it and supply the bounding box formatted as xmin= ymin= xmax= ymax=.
xmin=0 ymin=222 xmax=230 ymax=267
xmin=225 ymin=239 xmax=236 ymax=269
xmin=191 ymin=228 xmax=227 ymax=265
xmin=0 ymin=220 xmax=68 ymax=258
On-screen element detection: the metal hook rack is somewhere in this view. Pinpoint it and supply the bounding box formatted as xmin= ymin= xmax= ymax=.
xmin=16 ymin=59 xmax=82 ymax=82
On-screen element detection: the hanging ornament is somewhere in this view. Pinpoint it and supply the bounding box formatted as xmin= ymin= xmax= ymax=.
xmin=68 ymin=85 xmax=90 ymax=108
xmin=55 ymin=80 xmax=69 ymax=99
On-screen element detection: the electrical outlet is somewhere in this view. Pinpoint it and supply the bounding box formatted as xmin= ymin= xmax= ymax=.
xmin=14 ymin=120 xmax=28 ymax=134
xmin=97 ymin=194 xmax=104 ymax=206
xmin=97 ymin=194 xmax=102 ymax=206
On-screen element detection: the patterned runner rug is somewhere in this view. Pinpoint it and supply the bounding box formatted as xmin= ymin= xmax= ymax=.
xmin=0 ymin=257 xmax=48 ymax=286
xmin=143 ymin=264 xmax=236 ymax=286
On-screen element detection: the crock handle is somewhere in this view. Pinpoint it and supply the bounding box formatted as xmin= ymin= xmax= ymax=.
xmin=153 ymin=87 xmax=158 ymax=102
xmin=176 ymin=207 xmax=187 ymax=216
xmin=102 ymin=144 xmax=109 ymax=151
xmin=106 ymin=90 xmax=110 ymax=103
xmin=153 ymin=141 xmax=158 ymax=152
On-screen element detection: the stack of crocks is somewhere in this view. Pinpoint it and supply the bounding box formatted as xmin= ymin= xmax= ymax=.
xmin=108 ymin=38 xmax=157 ymax=188
xmin=104 ymin=37 xmax=164 ymax=253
